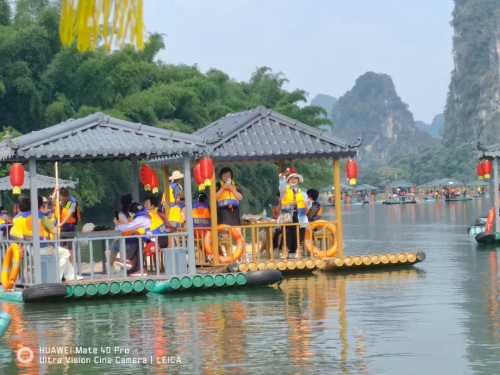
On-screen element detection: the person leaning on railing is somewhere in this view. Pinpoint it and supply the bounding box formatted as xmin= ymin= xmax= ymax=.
xmin=19 ymin=196 xmax=81 ymax=281
xmin=51 ymin=187 xmax=80 ymax=262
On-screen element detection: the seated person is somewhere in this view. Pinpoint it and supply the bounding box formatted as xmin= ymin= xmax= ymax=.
xmin=306 ymin=189 xmax=322 ymax=222
xmin=21 ymin=196 xmax=81 ymax=281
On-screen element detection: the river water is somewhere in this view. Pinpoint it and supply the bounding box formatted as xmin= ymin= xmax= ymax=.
xmin=0 ymin=199 xmax=499 ymax=374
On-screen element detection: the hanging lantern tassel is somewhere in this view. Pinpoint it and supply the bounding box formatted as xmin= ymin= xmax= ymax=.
xmin=9 ymin=163 xmax=25 ymax=195
xmin=59 ymin=0 xmax=147 ymax=52
xmin=346 ymin=160 xmax=358 ymax=186
xmin=483 ymin=160 xmax=492 ymax=179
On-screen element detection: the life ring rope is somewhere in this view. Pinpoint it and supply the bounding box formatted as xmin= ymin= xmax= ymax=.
xmin=1 ymin=244 xmax=21 ymax=291
xmin=204 ymin=225 xmax=244 ymax=264
xmin=304 ymin=220 xmax=337 ymax=258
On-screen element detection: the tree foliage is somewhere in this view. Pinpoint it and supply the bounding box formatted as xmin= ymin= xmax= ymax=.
xmin=0 ymin=2 xmax=332 ymax=215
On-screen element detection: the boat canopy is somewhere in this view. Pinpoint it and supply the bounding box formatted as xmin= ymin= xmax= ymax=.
xmin=386 ymin=180 xmax=414 ymax=189
xmin=468 ymin=180 xmax=490 ymax=186
xmin=0 ymin=172 xmax=76 ymax=191
xmin=355 ymin=183 xmax=379 ymax=191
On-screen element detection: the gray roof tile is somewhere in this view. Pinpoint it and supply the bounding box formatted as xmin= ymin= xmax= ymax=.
xmin=149 ymin=106 xmax=361 ymax=166
xmin=0 ymin=172 xmax=76 ymax=191
xmin=0 ymin=113 xmax=206 ymax=162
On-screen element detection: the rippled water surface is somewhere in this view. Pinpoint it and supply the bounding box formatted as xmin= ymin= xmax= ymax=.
xmin=1 ymin=200 xmax=500 ymax=374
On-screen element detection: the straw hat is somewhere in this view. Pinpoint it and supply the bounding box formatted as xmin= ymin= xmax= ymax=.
xmin=169 ymin=170 xmax=184 ymax=180
xmin=287 ymin=169 xmax=304 ymax=183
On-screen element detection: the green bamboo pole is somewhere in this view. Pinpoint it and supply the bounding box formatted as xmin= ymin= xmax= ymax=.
xmin=109 ymin=282 xmax=121 ymax=295
xmin=97 ymin=283 xmax=110 ymax=296
xmin=166 ymin=277 xmax=181 ymax=291
xmin=203 ymin=274 xmax=214 ymax=288
xmin=132 ymin=280 xmax=145 ymax=293
xmin=144 ymin=279 xmax=156 ymax=292
xmin=224 ymin=273 xmax=236 ymax=287
xmin=214 ymin=274 xmax=225 ymax=287
xmin=235 ymin=273 xmax=246 ymax=286
xmin=120 ymin=281 xmax=133 ymax=294
xmin=192 ymin=275 xmax=204 ymax=288
xmin=85 ymin=284 xmax=98 ymax=298
xmin=66 ymin=285 xmax=74 ymax=298
xmin=72 ymin=285 xmax=86 ymax=298
xmin=150 ymin=281 xmax=167 ymax=293
xmin=180 ymin=276 xmax=193 ymax=290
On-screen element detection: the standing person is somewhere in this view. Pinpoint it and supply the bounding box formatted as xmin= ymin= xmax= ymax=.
xmin=108 ymin=193 xmax=134 ymax=271
xmin=20 ymin=196 xmax=81 ymax=281
xmin=279 ymin=169 xmax=311 ymax=259
xmin=167 ymin=170 xmax=185 ymax=228
xmin=215 ymin=167 xmax=243 ymax=226
xmin=54 ymin=187 xmax=81 ymax=261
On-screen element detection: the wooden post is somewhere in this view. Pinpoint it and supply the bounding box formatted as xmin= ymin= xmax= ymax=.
xmin=209 ymin=165 xmax=219 ymax=265
xmin=494 ymin=157 xmax=499 ymax=233
xmin=333 ymin=158 xmax=344 ymax=257
xmin=163 ymin=166 xmax=170 ymax=217
xmin=279 ymin=159 xmax=285 ymax=173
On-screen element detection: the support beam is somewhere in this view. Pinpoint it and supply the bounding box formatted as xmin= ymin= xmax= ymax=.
xmin=183 ymin=154 xmax=196 ymax=274
xmin=163 ymin=166 xmax=170 ymax=218
xmin=279 ymin=159 xmax=285 ymax=173
xmin=130 ymin=156 xmax=139 ymax=202
xmin=333 ymin=158 xmax=343 ymax=257
xmin=495 ymin=157 xmax=499 ymax=233
xmin=29 ymin=158 xmax=42 ymax=284
xmin=209 ymin=166 xmax=219 ymax=265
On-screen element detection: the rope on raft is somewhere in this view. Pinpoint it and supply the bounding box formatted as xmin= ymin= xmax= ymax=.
xmin=59 ymin=0 xmax=146 ymax=52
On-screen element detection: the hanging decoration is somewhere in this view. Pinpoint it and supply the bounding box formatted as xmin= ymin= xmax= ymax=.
xmin=140 ymin=165 xmax=153 ymax=191
xmin=346 ymin=160 xmax=358 ymax=185
xmin=200 ymin=157 xmax=214 ymax=180
xmin=477 ymin=162 xmax=485 ymax=180
xmin=59 ymin=0 xmax=146 ymax=52
xmin=483 ymin=160 xmax=492 ymax=179
xmin=9 ymin=164 xmax=24 ymax=195
xmin=150 ymin=171 xmax=159 ymax=193
xmin=194 ymin=165 xmax=203 ymax=185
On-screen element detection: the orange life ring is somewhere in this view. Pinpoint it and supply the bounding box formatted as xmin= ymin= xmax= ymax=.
xmin=204 ymin=225 xmax=244 ymax=263
xmin=304 ymin=220 xmax=337 ymax=258
xmin=1 ymin=243 xmax=21 ymax=290
xmin=486 ymin=207 xmax=495 ymax=232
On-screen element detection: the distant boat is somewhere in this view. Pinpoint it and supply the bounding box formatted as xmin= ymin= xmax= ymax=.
xmin=424 ymin=199 xmax=436 ymax=202
xmin=445 ymin=197 xmax=473 ymax=202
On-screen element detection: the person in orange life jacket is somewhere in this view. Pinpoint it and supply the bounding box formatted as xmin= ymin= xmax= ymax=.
xmin=279 ymin=170 xmax=312 ymax=258
xmin=216 ymin=167 xmax=243 ymax=226
xmin=306 ymin=189 xmax=322 ymax=222
xmin=108 ymin=193 xmax=134 ymax=270
xmin=52 ymin=187 xmax=80 ymax=260
xmin=20 ymin=196 xmax=81 ymax=281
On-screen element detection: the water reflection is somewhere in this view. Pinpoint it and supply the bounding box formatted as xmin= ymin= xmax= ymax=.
xmin=1 ymin=201 xmax=500 ymax=374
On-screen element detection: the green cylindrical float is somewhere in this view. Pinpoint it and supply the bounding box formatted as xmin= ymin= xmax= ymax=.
xmin=85 ymin=284 xmax=98 ymax=298
xmin=66 ymin=285 xmax=74 ymax=298
xmin=0 ymin=292 xmax=24 ymax=303
xmin=235 ymin=273 xmax=246 ymax=286
xmin=166 ymin=277 xmax=181 ymax=292
xmin=72 ymin=285 xmax=86 ymax=298
xmin=203 ymin=274 xmax=214 ymax=288
xmin=144 ymin=279 xmax=156 ymax=292
xmin=192 ymin=275 xmax=204 ymax=288
xmin=97 ymin=283 xmax=110 ymax=296
xmin=224 ymin=273 xmax=236 ymax=287
xmin=150 ymin=281 xmax=166 ymax=293
xmin=109 ymin=282 xmax=121 ymax=295
xmin=132 ymin=280 xmax=145 ymax=294
xmin=120 ymin=281 xmax=133 ymax=294
xmin=180 ymin=276 xmax=193 ymax=290
xmin=0 ymin=312 xmax=12 ymax=339
xmin=214 ymin=274 xmax=225 ymax=287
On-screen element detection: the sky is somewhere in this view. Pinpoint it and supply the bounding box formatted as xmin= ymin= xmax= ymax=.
xmin=143 ymin=0 xmax=454 ymax=124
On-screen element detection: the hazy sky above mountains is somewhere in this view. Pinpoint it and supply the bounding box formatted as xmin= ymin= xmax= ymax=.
xmin=144 ymin=0 xmax=454 ymax=123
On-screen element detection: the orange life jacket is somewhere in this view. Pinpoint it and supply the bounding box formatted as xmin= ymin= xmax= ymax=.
xmin=193 ymin=203 xmax=211 ymax=227
xmin=217 ymin=181 xmax=240 ymax=209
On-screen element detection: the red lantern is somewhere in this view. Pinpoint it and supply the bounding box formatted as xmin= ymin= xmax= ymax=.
xmin=194 ymin=164 xmax=204 ymax=185
xmin=9 ymin=163 xmax=24 ymax=194
xmin=346 ymin=160 xmax=358 ymax=185
xmin=140 ymin=165 xmax=153 ymax=190
xmin=150 ymin=171 xmax=159 ymax=193
xmin=483 ymin=160 xmax=492 ymax=179
xmin=477 ymin=162 xmax=485 ymax=180
xmin=200 ymin=157 xmax=214 ymax=180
